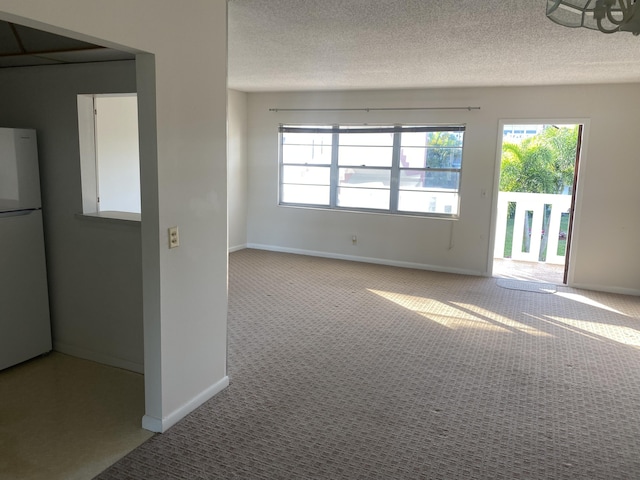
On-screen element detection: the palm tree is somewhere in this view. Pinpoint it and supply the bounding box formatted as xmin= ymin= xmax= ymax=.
xmin=500 ymin=141 xmax=557 ymax=194
xmin=537 ymin=125 xmax=579 ymax=194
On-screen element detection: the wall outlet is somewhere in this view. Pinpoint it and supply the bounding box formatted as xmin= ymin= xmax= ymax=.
xmin=168 ymin=226 xmax=179 ymax=249
xmin=352 ymin=234 xmax=357 ymax=245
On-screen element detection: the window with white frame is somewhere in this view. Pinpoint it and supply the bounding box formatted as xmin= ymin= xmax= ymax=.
xmin=279 ymin=124 xmax=465 ymax=217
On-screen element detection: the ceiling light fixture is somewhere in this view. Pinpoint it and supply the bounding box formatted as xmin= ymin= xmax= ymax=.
xmin=546 ymin=0 xmax=640 ymax=35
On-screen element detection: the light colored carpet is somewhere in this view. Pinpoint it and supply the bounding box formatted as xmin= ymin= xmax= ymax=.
xmin=98 ymin=249 xmax=640 ymax=479
xmin=0 ymin=352 xmax=152 ymax=480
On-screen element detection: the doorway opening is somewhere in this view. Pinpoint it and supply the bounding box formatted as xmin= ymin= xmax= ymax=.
xmin=492 ymin=123 xmax=583 ymax=284
xmin=77 ymin=93 xmax=141 ymax=215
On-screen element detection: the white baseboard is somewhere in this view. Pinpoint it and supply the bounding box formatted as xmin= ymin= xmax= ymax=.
xmin=142 ymin=375 xmax=229 ymax=433
xmin=246 ymin=243 xmax=483 ymax=277
xmin=568 ymin=283 xmax=640 ymax=297
xmin=228 ymin=243 xmax=247 ymax=253
xmin=54 ymin=341 xmax=144 ymax=374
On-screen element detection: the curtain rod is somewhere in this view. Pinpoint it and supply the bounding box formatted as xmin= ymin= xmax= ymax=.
xmin=269 ymin=106 xmax=481 ymax=112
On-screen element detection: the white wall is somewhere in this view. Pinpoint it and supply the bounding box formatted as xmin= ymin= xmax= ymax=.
xmin=228 ymin=89 xmax=248 ymax=251
xmin=95 ymin=95 xmax=141 ymax=213
xmin=0 ymin=0 xmax=229 ymax=432
xmin=247 ymin=85 xmax=640 ymax=295
xmin=0 ymin=61 xmax=144 ymax=372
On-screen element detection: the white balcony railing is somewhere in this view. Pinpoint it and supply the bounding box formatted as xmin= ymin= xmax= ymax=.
xmin=494 ymin=192 xmax=572 ymax=265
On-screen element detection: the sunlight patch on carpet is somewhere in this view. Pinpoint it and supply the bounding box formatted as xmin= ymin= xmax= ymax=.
xmin=555 ymin=291 xmax=625 ymax=315
xmin=369 ymin=289 xmax=510 ymax=331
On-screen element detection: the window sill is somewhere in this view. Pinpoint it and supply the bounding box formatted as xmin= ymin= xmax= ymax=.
xmin=76 ymin=211 xmax=141 ymax=224
xmin=278 ymin=203 xmax=459 ymax=220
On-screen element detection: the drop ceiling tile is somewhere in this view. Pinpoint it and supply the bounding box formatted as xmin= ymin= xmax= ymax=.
xmin=0 ymin=55 xmax=61 ymax=68
xmin=0 ymin=21 xmax=21 ymax=55
xmin=12 ymin=23 xmax=99 ymax=53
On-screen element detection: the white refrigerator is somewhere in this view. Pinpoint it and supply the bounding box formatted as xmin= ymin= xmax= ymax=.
xmin=0 ymin=127 xmax=52 ymax=371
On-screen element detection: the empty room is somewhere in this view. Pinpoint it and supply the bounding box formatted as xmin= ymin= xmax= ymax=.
xmin=0 ymin=1 xmax=639 ymax=479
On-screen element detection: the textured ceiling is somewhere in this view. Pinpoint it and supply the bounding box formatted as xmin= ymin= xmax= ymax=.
xmin=4 ymin=2 xmax=640 ymax=92
xmin=228 ymin=0 xmax=640 ymax=92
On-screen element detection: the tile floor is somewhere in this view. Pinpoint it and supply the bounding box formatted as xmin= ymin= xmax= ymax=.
xmin=493 ymin=258 xmax=565 ymax=284
xmin=0 ymin=352 xmax=153 ymax=480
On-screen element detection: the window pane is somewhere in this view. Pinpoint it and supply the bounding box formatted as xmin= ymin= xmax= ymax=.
xmin=398 ymin=191 xmax=459 ymax=215
xmin=338 ymin=146 xmax=393 ymax=167
xmin=282 ymin=144 xmax=332 ymax=165
xmin=281 ymin=184 xmax=329 ymax=205
xmin=400 ymin=147 xmax=426 ymax=168
xmin=339 ymin=132 xmax=393 ymax=146
xmin=402 ymin=132 xmax=429 ymax=147
xmin=282 ymin=166 xmax=330 ymax=185
xmin=427 ymin=131 xmax=464 ymax=147
xmin=340 ymin=168 xmax=390 ymax=187
xmin=400 ymin=171 xmax=460 ymax=191
xmin=338 ymin=187 xmax=390 ymax=210
xmin=399 ymin=170 xmax=426 ymax=188
xmin=426 ymin=147 xmax=463 ymax=168
xmin=282 ymin=132 xmax=333 ymax=146
xmin=425 ymin=171 xmax=460 ymax=190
